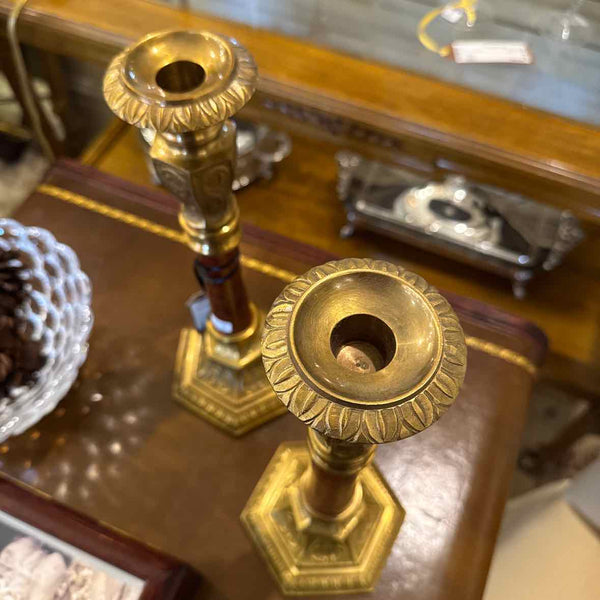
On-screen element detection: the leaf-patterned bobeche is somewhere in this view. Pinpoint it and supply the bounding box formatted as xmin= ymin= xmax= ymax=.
xmin=103 ymin=32 xmax=257 ymax=134
xmin=261 ymin=258 xmax=467 ymax=444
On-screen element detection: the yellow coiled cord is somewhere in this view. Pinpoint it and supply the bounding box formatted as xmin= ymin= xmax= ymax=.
xmin=417 ymin=0 xmax=478 ymax=57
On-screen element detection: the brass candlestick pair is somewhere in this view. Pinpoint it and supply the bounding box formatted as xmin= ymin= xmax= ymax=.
xmin=104 ymin=31 xmax=467 ymax=595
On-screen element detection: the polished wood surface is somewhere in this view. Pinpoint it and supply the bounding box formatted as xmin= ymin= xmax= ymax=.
xmin=2 ymin=159 xmax=543 ymax=600
xmin=3 ymin=0 xmax=600 ymax=222
xmin=89 ymin=122 xmax=600 ymax=396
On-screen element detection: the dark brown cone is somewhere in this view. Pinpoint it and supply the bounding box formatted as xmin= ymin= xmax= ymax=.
xmin=0 ymin=248 xmax=46 ymax=400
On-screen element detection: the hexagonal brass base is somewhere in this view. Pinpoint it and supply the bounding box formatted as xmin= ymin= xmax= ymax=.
xmin=173 ymin=328 xmax=285 ymax=436
xmin=241 ymin=443 xmax=404 ymax=595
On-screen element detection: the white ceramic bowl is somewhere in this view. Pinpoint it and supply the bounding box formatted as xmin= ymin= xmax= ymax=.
xmin=0 ymin=219 xmax=93 ymax=442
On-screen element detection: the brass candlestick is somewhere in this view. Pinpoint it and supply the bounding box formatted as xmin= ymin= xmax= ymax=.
xmin=103 ymin=31 xmax=284 ymax=435
xmin=242 ymin=258 xmax=467 ymax=594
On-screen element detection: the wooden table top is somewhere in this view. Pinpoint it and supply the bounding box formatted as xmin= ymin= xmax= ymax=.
xmin=85 ymin=122 xmax=600 ymax=397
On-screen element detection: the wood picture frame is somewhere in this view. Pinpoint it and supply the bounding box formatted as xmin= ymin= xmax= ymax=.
xmin=0 ymin=475 xmax=201 ymax=599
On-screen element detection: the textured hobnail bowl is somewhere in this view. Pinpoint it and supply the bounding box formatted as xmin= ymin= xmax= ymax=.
xmin=0 ymin=219 xmax=93 ymax=442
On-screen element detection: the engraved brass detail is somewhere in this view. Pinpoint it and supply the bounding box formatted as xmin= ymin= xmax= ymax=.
xmin=174 ymin=328 xmax=285 ymax=436
xmin=262 ymin=258 xmax=467 ymax=444
xmin=37 ymin=184 xmax=537 ymax=376
xmin=103 ymin=31 xmax=256 ymax=134
xmin=241 ymin=443 xmax=404 ymax=595
xmin=103 ymin=29 xmax=257 ymax=257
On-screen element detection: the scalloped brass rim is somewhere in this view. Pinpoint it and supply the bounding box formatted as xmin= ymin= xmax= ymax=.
xmin=288 ymin=268 xmax=444 ymax=408
xmin=261 ymin=258 xmax=467 ymax=444
xmin=103 ymin=30 xmax=257 ymax=134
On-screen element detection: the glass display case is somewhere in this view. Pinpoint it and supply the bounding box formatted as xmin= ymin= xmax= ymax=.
xmin=158 ymin=0 xmax=600 ymax=126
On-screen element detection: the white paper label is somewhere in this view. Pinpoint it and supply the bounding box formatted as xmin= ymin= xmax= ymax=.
xmin=441 ymin=7 xmax=464 ymax=24
xmin=187 ymin=291 xmax=211 ymax=332
xmin=211 ymin=314 xmax=234 ymax=334
xmin=451 ymin=40 xmax=533 ymax=64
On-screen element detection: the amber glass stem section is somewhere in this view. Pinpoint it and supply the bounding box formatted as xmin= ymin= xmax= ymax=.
xmin=195 ymin=249 xmax=253 ymax=333
xmin=303 ymin=429 xmax=375 ymax=518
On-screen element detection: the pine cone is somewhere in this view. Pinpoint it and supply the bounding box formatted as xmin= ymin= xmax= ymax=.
xmin=0 ymin=248 xmax=46 ymax=400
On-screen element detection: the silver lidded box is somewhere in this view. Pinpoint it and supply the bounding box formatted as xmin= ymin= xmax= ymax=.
xmin=336 ymin=151 xmax=584 ymax=299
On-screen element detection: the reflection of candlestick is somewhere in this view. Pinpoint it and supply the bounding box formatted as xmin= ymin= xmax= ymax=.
xmin=103 ymin=31 xmax=283 ymax=435
xmin=242 ymin=258 xmax=467 ymax=594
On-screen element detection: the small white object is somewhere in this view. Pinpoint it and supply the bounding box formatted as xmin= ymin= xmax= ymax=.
xmin=451 ymin=40 xmax=533 ymax=64
xmin=210 ymin=314 xmax=234 ymax=335
xmin=441 ymin=7 xmax=464 ymax=24
xmin=186 ymin=290 xmax=210 ymax=332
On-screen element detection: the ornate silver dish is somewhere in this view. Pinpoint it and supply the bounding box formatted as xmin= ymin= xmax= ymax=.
xmin=336 ymin=151 xmax=583 ymax=298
